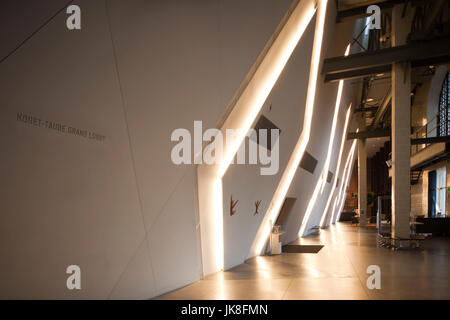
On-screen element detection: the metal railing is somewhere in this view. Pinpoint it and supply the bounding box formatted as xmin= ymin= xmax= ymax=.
xmin=411 ymin=107 xmax=450 ymax=155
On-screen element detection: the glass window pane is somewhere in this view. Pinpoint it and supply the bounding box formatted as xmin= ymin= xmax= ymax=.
xmin=438 ymin=74 xmax=449 ymax=136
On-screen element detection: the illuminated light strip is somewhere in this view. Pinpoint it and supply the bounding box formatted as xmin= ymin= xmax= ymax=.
xmin=298 ymin=45 xmax=350 ymax=237
xmin=212 ymin=177 xmax=224 ymax=270
xmin=330 ymin=197 xmax=338 ymax=227
xmin=334 ymin=162 xmax=355 ymax=223
xmin=330 ymin=132 xmax=358 ymax=224
xmin=217 ymin=0 xmax=317 ymax=178
xmin=330 ymin=144 xmax=353 ymax=225
xmin=330 ymin=138 xmax=357 ymax=224
xmin=319 ymin=104 xmax=352 ymax=228
xmin=319 ymin=44 xmax=350 ymax=194
xmin=298 ymin=176 xmax=324 ymax=237
xmin=298 ymin=105 xmax=350 ymax=236
xmin=198 ymin=0 xmax=317 ymax=274
xmin=197 ymin=165 xmax=225 ymax=274
xmin=250 ymin=0 xmax=329 ymax=256
xmin=319 ymin=187 xmax=336 ymax=227
xmin=331 ymin=141 xmax=355 ymax=224
xmin=335 ymin=140 xmax=357 ymax=223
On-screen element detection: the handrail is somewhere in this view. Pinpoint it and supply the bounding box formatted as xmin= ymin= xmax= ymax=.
xmin=412 ymin=106 xmax=448 ymax=137
xmin=411 ymin=106 xmax=450 ymax=155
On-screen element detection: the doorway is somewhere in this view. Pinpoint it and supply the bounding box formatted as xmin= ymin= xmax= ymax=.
xmin=428 ymin=168 xmax=446 ymax=218
xmin=428 ymin=170 xmax=437 ymax=217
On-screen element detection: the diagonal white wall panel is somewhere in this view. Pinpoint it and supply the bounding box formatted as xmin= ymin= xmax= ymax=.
xmin=222 ymin=17 xmax=316 ymax=269
xmin=0 ymin=0 xmax=297 ymax=298
xmin=250 ymin=0 xmax=329 ymax=256
xmin=198 ymin=0 xmax=317 ymax=275
xmin=279 ymin=3 xmax=357 ymax=244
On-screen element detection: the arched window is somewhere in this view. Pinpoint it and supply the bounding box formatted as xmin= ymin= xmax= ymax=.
xmin=438 ymin=73 xmax=450 ymax=136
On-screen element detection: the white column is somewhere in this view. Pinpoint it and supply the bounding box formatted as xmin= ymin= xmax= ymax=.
xmin=391 ymin=5 xmax=412 ymax=239
xmin=358 ymin=114 xmax=367 ymax=227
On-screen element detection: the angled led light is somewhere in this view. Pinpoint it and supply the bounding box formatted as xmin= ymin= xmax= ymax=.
xmin=250 ymin=0 xmax=329 ymax=256
xmin=320 ymin=79 xmax=344 ymax=194
xmin=335 ymin=140 xmax=357 ymax=223
xmin=298 ymin=44 xmax=350 ymax=237
xmin=331 ymin=138 xmax=357 ymax=224
xmin=319 ymin=104 xmax=352 ymax=228
xmin=331 ymin=143 xmax=355 ymax=223
xmin=198 ymin=0 xmax=317 ymax=275
xmin=320 ymin=44 xmax=350 ymax=194
xmin=333 ymin=142 xmax=356 ymax=223
xmin=217 ymin=0 xmax=317 ymax=178
xmin=298 ymin=177 xmax=323 ymax=237
xmin=212 ymin=177 xmax=224 ymax=270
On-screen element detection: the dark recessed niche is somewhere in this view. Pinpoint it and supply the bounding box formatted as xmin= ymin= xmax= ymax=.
xmin=275 ymin=197 xmax=297 ymax=226
xmin=327 ymin=171 xmax=333 ymax=183
xmin=250 ymin=114 xmax=281 ymax=151
xmin=299 ymin=151 xmax=317 ymax=174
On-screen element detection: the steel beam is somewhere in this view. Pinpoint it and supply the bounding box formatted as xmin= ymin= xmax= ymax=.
xmin=322 ymin=36 xmax=450 ymax=77
xmin=348 ymin=128 xmax=391 ymax=140
xmin=349 ymin=133 xmax=450 ymax=144
xmin=324 ymin=65 xmax=391 ymax=83
xmin=354 ymin=106 xmax=380 ymax=113
xmin=411 ymin=136 xmax=450 ymax=145
xmin=337 ymin=0 xmax=406 ymax=22
xmin=337 ymin=0 xmax=442 ymax=22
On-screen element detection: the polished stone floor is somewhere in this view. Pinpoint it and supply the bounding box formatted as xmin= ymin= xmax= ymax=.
xmin=156 ymin=223 xmax=450 ymax=299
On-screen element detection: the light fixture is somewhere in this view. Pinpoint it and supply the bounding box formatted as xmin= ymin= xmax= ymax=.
xmin=335 ymin=141 xmax=357 ymax=223
xmin=198 ymin=0 xmax=318 ymax=275
xmin=217 ymin=0 xmax=317 ymax=178
xmin=333 ymin=142 xmax=356 ymax=222
xmin=330 ymin=128 xmax=358 ymax=224
xmin=212 ymin=177 xmax=224 ymax=270
xmin=319 ymin=104 xmax=352 ymax=227
xmin=331 ymin=138 xmax=357 ymax=224
xmin=320 ymin=43 xmax=350 ymax=193
xmin=298 ymin=44 xmax=351 ymax=237
xmin=250 ymin=0 xmax=329 ymax=256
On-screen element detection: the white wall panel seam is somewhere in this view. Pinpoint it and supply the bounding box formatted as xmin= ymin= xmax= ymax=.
xmin=103 ymin=0 xmax=157 ymax=297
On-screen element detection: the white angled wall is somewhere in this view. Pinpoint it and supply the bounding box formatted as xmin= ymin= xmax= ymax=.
xmin=0 ymin=0 xmax=358 ymax=298
xmin=0 ymin=0 xmax=296 ymax=299
xmin=283 ymin=6 xmax=360 ymax=242
xmin=222 ymin=0 xmax=359 ymax=263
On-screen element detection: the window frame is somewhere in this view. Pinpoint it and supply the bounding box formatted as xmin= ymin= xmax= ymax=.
xmin=437 ymin=73 xmax=450 ymax=137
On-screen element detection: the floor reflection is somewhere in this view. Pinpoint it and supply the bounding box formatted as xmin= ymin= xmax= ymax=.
xmin=156 ymin=222 xmax=450 ymax=300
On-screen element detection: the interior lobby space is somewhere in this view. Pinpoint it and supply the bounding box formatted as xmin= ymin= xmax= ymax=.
xmin=156 ymin=223 xmax=450 ymax=300
xmin=2 ymin=0 xmax=450 ymax=300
